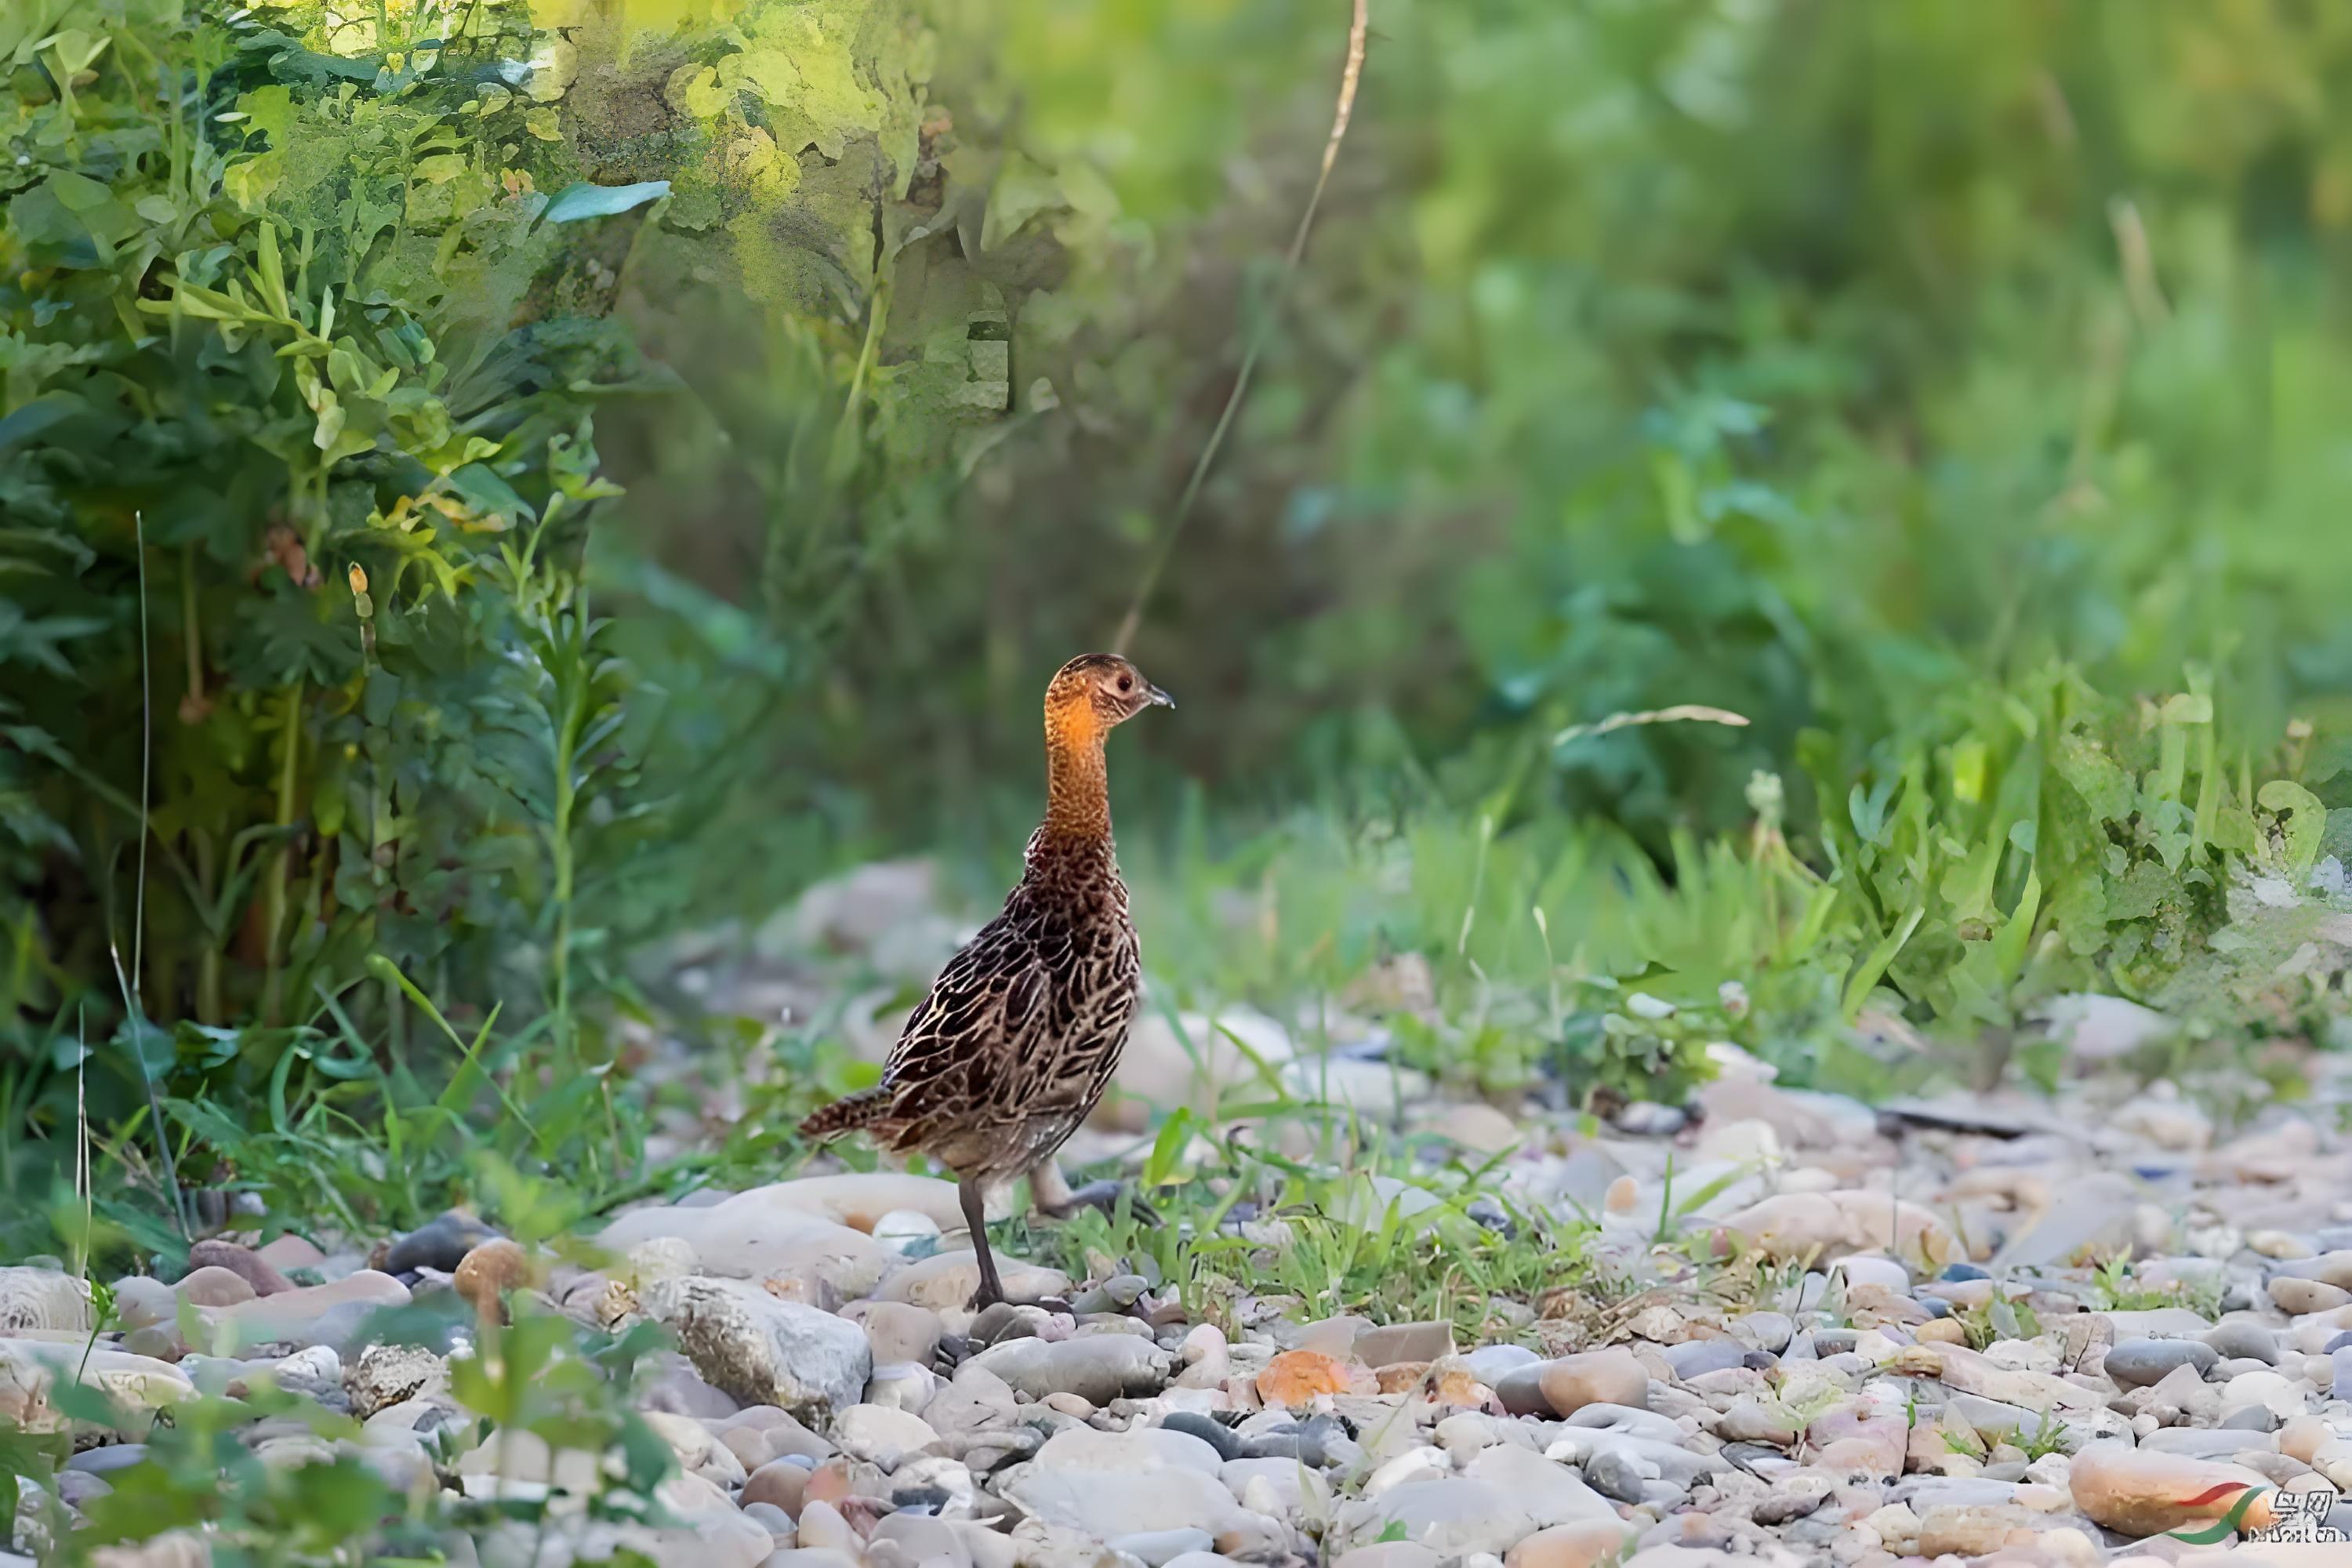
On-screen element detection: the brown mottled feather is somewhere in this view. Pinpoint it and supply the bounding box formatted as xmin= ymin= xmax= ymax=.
xmin=797 ymin=654 xmax=1165 ymax=1189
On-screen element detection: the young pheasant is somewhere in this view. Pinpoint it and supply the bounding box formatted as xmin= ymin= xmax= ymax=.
xmin=797 ymin=652 xmax=1172 ymax=1307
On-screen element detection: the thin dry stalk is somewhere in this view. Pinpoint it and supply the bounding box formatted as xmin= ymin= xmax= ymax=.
xmin=1112 ymin=0 xmax=1371 ymax=656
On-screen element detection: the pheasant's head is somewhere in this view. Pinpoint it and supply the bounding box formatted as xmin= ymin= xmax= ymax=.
xmin=1045 ymin=652 xmax=1172 ymax=750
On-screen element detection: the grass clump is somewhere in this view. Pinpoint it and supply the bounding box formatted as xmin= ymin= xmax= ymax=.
xmin=1015 ymin=1113 xmax=1619 ymax=1348
xmin=2085 ymin=1254 xmax=2225 ymax=1320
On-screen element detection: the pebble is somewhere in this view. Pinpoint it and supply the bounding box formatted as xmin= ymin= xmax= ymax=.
xmin=1338 ymin=1478 xmax=1535 ymax=1557
xmin=2102 ymin=1337 xmax=2219 ymax=1388
xmin=1258 ymin=1348 xmax=1353 ymax=1405
xmin=384 ymin=1211 xmax=503 ymax=1274
xmin=869 ymin=1514 xmax=967 ymax=1568
xmin=877 ymin=1250 xmax=1073 ymax=1311
xmin=967 ymin=1334 xmax=1170 ymax=1403
xmin=1107 ymin=1528 xmax=1215 ymax=1566
xmin=1162 ymin=1412 xmax=1243 ymax=1461
xmin=223 ymin=1270 xmax=411 ymax=1352
xmin=1334 ymin=1545 xmax=1442 ymax=1568
xmin=1459 ymin=1344 xmax=1541 ymax=1385
xmin=175 ymin=1265 xmax=257 ymax=1308
xmin=2203 ymin=1319 xmax=2278 ymax=1363
xmin=1499 ymin=1348 xmax=1646 ymax=1417
xmin=1663 ymin=1341 xmax=1747 ymax=1381
xmin=833 ymin=1404 xmax=942 ymax=1468
xmin=641 ymin=1276 xmax=873 ymax=1414
xmin=187 ymin=1239 xmax=295 ymax=1296
xmin=1004 ymin=1465 xmax=1240 ymax=1538
xmin=1501 ymin=1521 xmax=1632 ymax=1568
xmin=742 ymin=1457 xmax=814 ymax=1514
xmin=1463 ymin=1440 xmax=1619 ymax=1527
xmin=844 ymin=1301 xmax=945 ymax=1366
xmin=1355 ymin=1320 xmax=1455 ymax=1366
xmin=2069 ymin=1440 xmax=2283 ymax=1535
xmin=452 ymin=1240 xmax=531 ymax=1319
xmin=66 ymin=1444 xmax=151 ymax=1475
xmin=1582 ymin=1447 xmax=1647 ymax=1503
xmin=1806 ymin=1405 xmax=1905 ymax=1477
xmin=2270 ymin=1276 xmax=2351 ymax=1313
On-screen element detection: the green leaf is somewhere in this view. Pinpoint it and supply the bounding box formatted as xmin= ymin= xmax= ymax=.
xmin=0 ymin=394 xmax=85 ymax=456
xmin=2257 ymin=779 xmax=2326 ymax=880
xmin=2054 ymin=733 xmax=2133 ymax=824
xmin=1842 ymin=897 xmax=1926 ymax=1022
xmin=541 ymin=180 xmax=670 ymax=223
xmin=1142 ymin=1106 xmax=1199 ymax=1189
xmin=449 ymin=462 xmax=536 ymax=524
xmin=1991 ymin=866 xmax=2042 ymax=983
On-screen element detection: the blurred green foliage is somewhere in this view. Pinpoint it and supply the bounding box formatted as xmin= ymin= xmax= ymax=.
xmin=601 ymin=0 xmax=2352 ymax=1096
xmin=4 ymin=0 xmax=2352 ymax=1227
xmin=613 ymin=0 xmax=2352 ymax=845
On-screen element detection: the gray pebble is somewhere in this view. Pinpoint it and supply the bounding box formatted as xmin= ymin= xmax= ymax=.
xmin=65 ymin=1446 xmax=149 ymax=1475
xmin=742 ymin=1501 xmax=795 ymax=1537
xmin=2203 ymin=1322 xmax=2278 ymax=1364
xmin=1458 ymin=1344 xmax=1541 ymax=1384
xmin=1237 ymin=1426 xmax=1323 ymax=1465
xmin=384 ymin=1211 xmax=501 ymax=1274
xmin=1160 ymin=1412 xmax=1241 ymax=1461
xmin=1664 ymin=1341 xmax=1748 ymax=1381
xmin=1733 ymin=1312 xmax=1793 ymax=1353
xmin=2103 ymin=1338 xmax=2218 ymax=1389
xmin=1584 ymin=1448 xmax=1647 ymax=1503
xmin=1754 ymin=1487 xmax=1825 ymax=1525
xmin=1721 ymin=1442 xmax=1791 ymax=1475
xmin=1107 ymin=1529 xmax=1214 ymax=1566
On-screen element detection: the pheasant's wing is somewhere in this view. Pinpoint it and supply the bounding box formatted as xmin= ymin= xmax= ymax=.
xmin=880 ymin=911 xmax=1051 ymax=1116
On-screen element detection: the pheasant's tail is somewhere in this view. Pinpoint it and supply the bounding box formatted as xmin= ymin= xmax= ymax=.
xmin=798 ymin=1086 xmax=891 ymax=1142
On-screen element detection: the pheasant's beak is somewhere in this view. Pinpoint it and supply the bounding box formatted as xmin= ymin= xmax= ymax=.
xmin=1146 ymin=684 xmax=1174 ymax=710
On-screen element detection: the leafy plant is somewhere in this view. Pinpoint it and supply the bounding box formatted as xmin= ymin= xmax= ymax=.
xmin=0 ymin=0 xmax=931 ymax=1215
xmin=2087 ymin=1254 xmax=2223 ymax=1319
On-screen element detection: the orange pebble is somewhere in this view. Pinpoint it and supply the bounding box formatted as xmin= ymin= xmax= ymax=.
xmin=1257 ymin=1348 xmax=1353 ymax=1406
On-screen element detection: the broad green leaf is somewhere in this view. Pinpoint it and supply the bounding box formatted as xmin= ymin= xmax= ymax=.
xmin=541 ymin=180 xmax=671 ymax=223
xmin=0 ymin=394 xmax=84 ymax=455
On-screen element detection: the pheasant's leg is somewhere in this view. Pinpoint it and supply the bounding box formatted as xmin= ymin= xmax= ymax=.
xmin=959 ymin=1176 xmax=1005 ymax=1309
xmin=1030 ymin=1159 xmax=1160 ymax=1226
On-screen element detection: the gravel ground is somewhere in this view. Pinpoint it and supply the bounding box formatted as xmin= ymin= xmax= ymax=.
xmin=13 ymin=864 xmax=2352 ymax=1567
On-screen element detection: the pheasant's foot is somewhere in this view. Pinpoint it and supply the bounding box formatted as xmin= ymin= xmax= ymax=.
xmin=1036 ymin=1177 xmax=1160 ymax=1227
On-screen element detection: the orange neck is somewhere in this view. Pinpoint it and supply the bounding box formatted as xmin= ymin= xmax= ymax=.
xmin=1042 ymin=698 xmax=1112 ymax=843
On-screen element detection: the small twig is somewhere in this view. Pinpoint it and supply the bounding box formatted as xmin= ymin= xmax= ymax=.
xmin=1552 ymin=704 xmax=1751 ymax=747
xmin=1112 ymin=0 xmax=1370 ymax=656
xmin=2107 ymin=197 xmax=2169 ymax=329
xmin=76 ymin=1004 xmax=90 ymax=1279
xmin=132 ymin=517 xmax=151 ymax=990
xmin=110 ymin=513 xmax=190 ymax=1241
